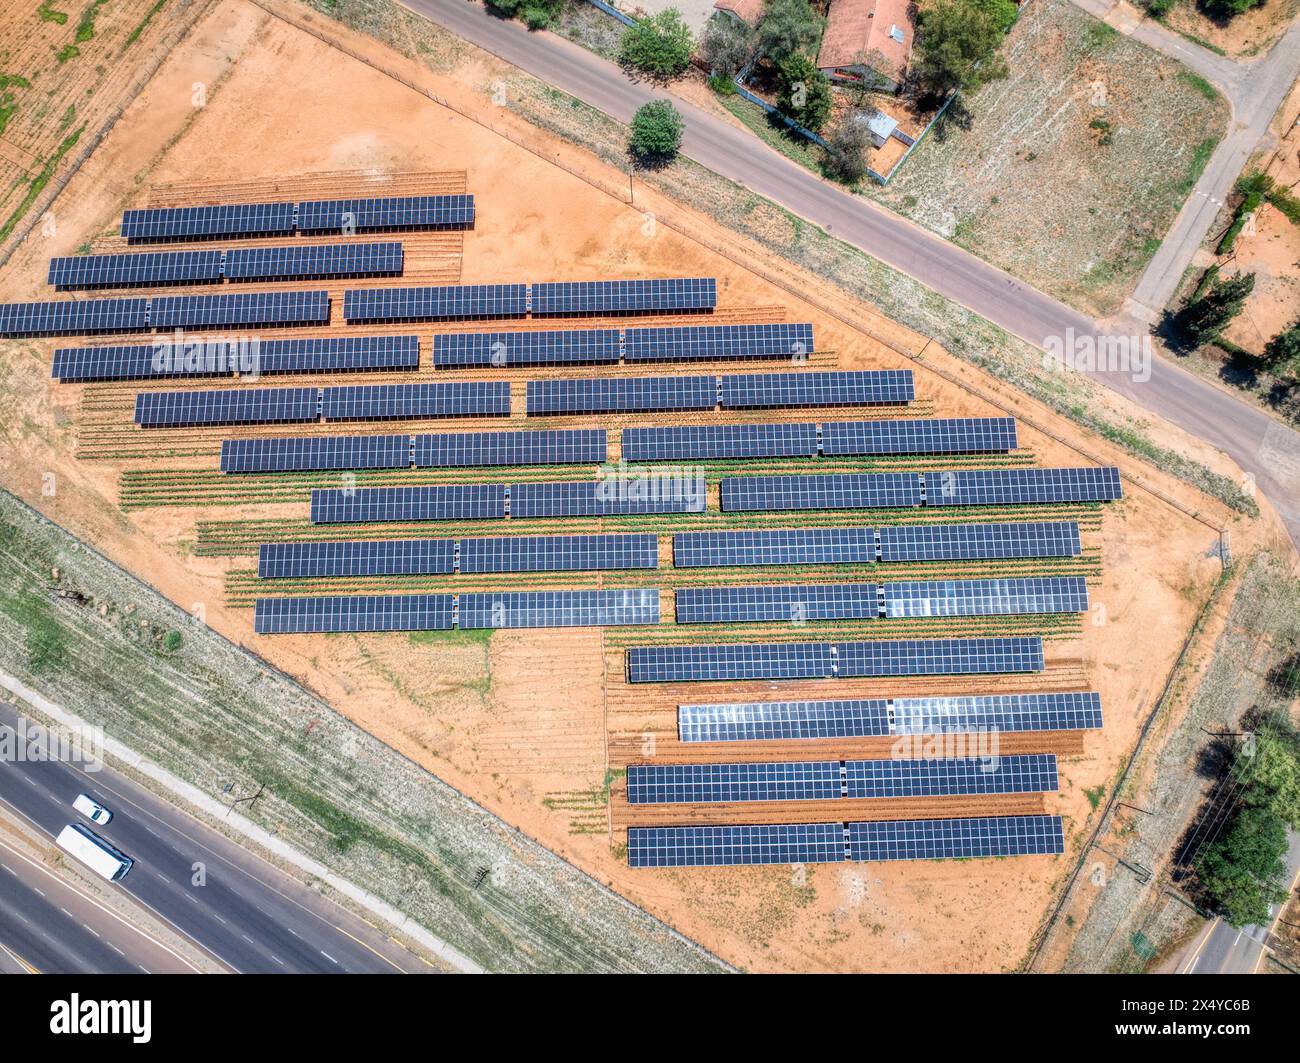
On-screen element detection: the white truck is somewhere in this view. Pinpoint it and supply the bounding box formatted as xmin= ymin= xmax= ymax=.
xmin=56 ymin=823 xmax=134 ymax=882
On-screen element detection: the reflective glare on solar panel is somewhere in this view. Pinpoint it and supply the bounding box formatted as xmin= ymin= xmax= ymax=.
xmin=623 ymin=423 xmax=818 ymax=461
xmin=882 ymin=576 xmax=1089 ymax=617
xmin=459 ymin=534 xmax=659 ymax=572
xmin=526 ymin=376 xmax=715 ymax=415
xmin=678 ymin=699 xmax=892 ymax=742
xmin=531 ymin=278 xmax=716 ymax=315
xmin=48 ymin=250 xmax=224 ymax=290
xmin=297 ymin=194 xmax=475 ymax=233
xmin=844 ymin=754 xmax=1058 ymax=799
xmin=431 ymin=329 xmax=620 ymax=368
xmin=878 ymin=522 xmax=1082 ymax=562
xmin=150 ymin=291 xmax=330 ymax=329
xmin=626 ymin=823 xmax=846 ymax=868
xmin=673 ymin=528 xmax=878 ymax=568
xmin=258 ymin=539 xmax=456 ymax=579
xmin=343 ymin=285 xmax=527 ymax=322
xmin=224 ymin=242 xmax=403 ymax=281
xmin=322 ymin=381 xmax=510 ymax=421
xmin=675 ymin=583 xmax=880 ymax=624
xmin=0 ymin=298 xmax=150 ymax=336
xmin=134 ymin=387 xmax=318 ymax=427
xmin=457 ymin=589 xmax=660 ymax=629
xmin=626 ymin=761 xmax=842 ymax=804
xmin=836 ymin=637 xmax=1044 ymax=677
xmin=220 ymin=434 xmax=410 ymax=473
xmin=120 ymin=202 xmax=296 ymax=242
xmin=720 ymin=370 xmax=914 ymax=408
xmin=846 ymin=815 xmax=1065 ymax=862
xmin=254 ymin=593 xmax=454 ymax=633
xmin=510 ymin=476 xmax=706 ymax=517
xmin=311 ymin=484 xmax=507 ymax=523
xmin=414 ymin=429 xmax=606 ymax=466
xmin=623 ymin=322 xmax=815 ymax=363
xmin=720 ymin=473 xmax=923 ymax=512
xmin=891 ymin=692 xmax=1103 ymax=735
xmin=822 ymin=417 xmax=1017 ymax=456
xmin=925 ymin=466 xmax=1123 ymax=505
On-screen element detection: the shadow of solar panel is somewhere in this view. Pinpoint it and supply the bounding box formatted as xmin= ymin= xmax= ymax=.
xmin=310 ymin=484 xmax=506 ymax=523
xmin=510 ymin=477 xmax=706 ymax=517
xmin=459 ymin=534 xmax=659 ymax=572
xmin=254 ymin=594 xmax=454 ymax=633
xmin=48 ymin=250 xmax=224 ymax=290
xmin=623 ymin=423 xmax=818 ymax=461
xmin=891 ymin=693 xmax=1103 ymax=734
xmin=720 ymin=370 xmax=914 ymax=408
xmin=0 ymin=298 xmax=149 ymax=336
xmin=846 ymin=815 xmax=1065 ymax=861
xmin=882 ymin=576 xmax=1089 ymax=617
xmin=220 ymin=434 xmax=410 ymax=473
xmin=225 ymin=242 xmax=403 ymax=281
xmin=878 ymin=521 xmax=1081 ymax=562
xmin=343 ymin=285 xmax=527 ymax=322
xmin=322 ymin=381 xmax=510 ymax=421
xmin=627 ymin=642 xmax=838 ymax=683
xmin=675 ymin=583 xmax=879 ymax=624
xmin=720 ymin=473 xmax=923 ymax=512
xmin=526 ymin=376 xmax=715 ymax=414
xmin=531 ymin=278 xmax=716 ymax=315
xmin=120 ymin=202 xmax=295 ymax=242
xmin=627 ymin=761 xmax=842 ymax=804
xmin=678 ymin=699 xmax=892 ymax=742
xmin=925 ymin=466 xmax=1123 ymax=505
xmin=844 ymin=754 xmax=1058 ymax=800
xmin=297 ymin=194 xmax=474 ymax=233
xmin=822 ymin=417 xmax=1017 ymax=456
xmin=458 ymin=589 xmax=659 ymax=629
xmin=413 ymin=429 xmax=606 ymax=467
xmin=623 ymin=322 xmax=815 ymax=363
xmin=134 ymin=387 xmax=318 ymax=427
xmin=258 ymin=539 xmax=455 ymax=578
xmin=150 ymin=291 xmax=330 ymax=329
xmin=627 ymin=823 xmax=846 ymax=867
xmin=431 ymin=329 xmax=620 ymax=368
xmin=673 ymin=528 xmax=877 ymax=568
xmin=836 ymin=637 xmax=1044 ymax=677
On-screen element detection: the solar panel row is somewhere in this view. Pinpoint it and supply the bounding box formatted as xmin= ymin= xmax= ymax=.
xmin=431 ymin=329 xmax=621 ymax=368
xmin=623 ymin=322 xmax=814 ymax=362
xmin=2 ymin=291 xmax=332 ymax=336
xmin=48 ymin=250 xmax=223 ymax=290
xmin=343 ymin=284 xmax=527 ymax=323
xmin=224 ymin=242 xmax=403 ymax=281
xmin=321 ymin=381 xmax=510 ymax=421
xmin=221 ymin=434 xmax=410 ymax=473
xmin=531 ymin=278 xmax=716 ymax=315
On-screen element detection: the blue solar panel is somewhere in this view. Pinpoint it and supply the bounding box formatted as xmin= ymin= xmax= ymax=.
xmin=675 ymin=583 xmax=879 ymax=624
xmin=224 ymin=242 xmax=403 ymax=281
xmin=626 ymin=761 xmax=842 ymax=804
xmin=297 ymin=194 xmax=475 ymax=233
xmin=0 ymin=298 xmax=149 ymax=336
xmin=254 ymin=593 xmax=455 ymax=633
xmin=881 ymin=576 xmax=1089 ymax=617
xmin=258 ymin=539 xmax=456 ymax=578
xmin=627 ymin=823 xmax=846 ymax=867
xmin=878 ymin=522 xmax=1082 ymax=562
xmin=623 ymin=423 xmax=818 ymax=461
xmin=459 ymin=534 xmax=658 ymax=572
xmin=134 ymin=387 xmax=318 ymax=427
xmin=720 ymin=473 xmax=924 ymax=512
xmin=431 ymin=329 xmax=620 ymax=368
xmin=925 ymin=467 xmax=1123 ymax=505
xmin=150 ymin=290 xmax=329 ymax=328
xmin=414 ymin=429 xmax=606 ymax=467
xmin=623 ymin=323 xmax=815 ymax=363
xmin=120 ymin=202 xmax=295 ymax=242
xmin=891 ymin=692 xmax=1104 ymax=735
xmin=844 ymin=754 xmax=1058 ymax=799
xmin=221 ymin=434 xmax=410 ymax=472
xmin=457 ymin=589 xmax=660 ymax=628
xmin=836 ymin=637 xmax=1044 ymax=677
xmin=343 ymin=285 xmax=527 ymax=322
xmin=720 ymin=370 xmax=914 ymax=408
xmin=531 ymin=278 xmax=716 ymax=315
xmin=48 ymin=249 xmax=223 ymax=290
xmin=673 ymin=528 xmax=877 ymax=568
xmin=845 ymin=815 xmax=1065 ymax=861
xmin=510 ymin=477 xmax=706 ymax=517
xmin=322 ymin=382 xmax=510 ymax=421
xmin=526 ymin=376 xmax=715 ymax=415
xmin=311 ymin=484 xmax=506 ymax=523
xmin=822 ymin=417 xmax=1017 ymax=455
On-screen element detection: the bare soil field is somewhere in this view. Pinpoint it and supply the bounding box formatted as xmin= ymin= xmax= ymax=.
xmin=0 ymin=0 xmax=1283 ymax=972
xmin=1159 ymin=0 xmax=1300 ymax=59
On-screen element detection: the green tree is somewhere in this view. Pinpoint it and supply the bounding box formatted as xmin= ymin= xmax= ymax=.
xmin=1200 ymin=0 xmax=1266 ymax=19
xmin=620 ymin=9 xmax=695 ymax=77
xmin=1243 ymin=728 xmax=1300 ymax=827
xmin=1199 ymin=805 xmax=1290 ymax=927
xmin=700 ymin=12 xmax=756 ymax=77
xmin=912 ymin=0 xmax=1017 ymax=100
xmin=629 ymin=100 xmax=685 ymax=164
xmin=756 ymin=0 xmax=823 ymax=65
xmin=821 ymin=108 xmax=875 ymax=184
xmin=1175 ymin=272 xmax=1255 ymax=347
xmin=775 ymin=52 xmax=833 ymax=131
xmin=1261 ymin=320 xmax=1300 ymax=381
xmin=486 ymin=0 xmax=563 ymax=29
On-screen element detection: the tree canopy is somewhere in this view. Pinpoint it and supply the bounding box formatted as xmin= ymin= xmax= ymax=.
xmin=1174 ymin=271 xmax=1255 ymax=347
xmin=620 ymin=9 xmax=695 ymax=78
xmin=1261 ymin=320 xmax=1300 ymax=382
xmin=775 ymin=52 xmax=833 ymax=132
xmin=1199 ymin=804 xmax=1290 ymax=927
xmin=629 ymin=99 xmax=685 ymax=165
xmin=912 ymin=0 xmax=1017 ymax=100
xmin=700 ymin=12 xmax=756 ymax=78
xmin=756 ymin=0 xmax=823 ymax=65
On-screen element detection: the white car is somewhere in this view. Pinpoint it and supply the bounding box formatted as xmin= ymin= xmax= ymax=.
xmin=72 ymin=793 xmax=112 ymax=825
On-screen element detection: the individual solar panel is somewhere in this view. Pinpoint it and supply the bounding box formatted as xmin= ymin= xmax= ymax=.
xmin=626 ymin=761 xmax=842 ymax=804
xmin=675 ymin=583 xmax=879 ymax=624
xmin=310 ymin=484 xmax=506 ymax=523
xmin=343 ymin=285 xmax=527 ymax=322
xmin=322 ymin=382 xmax=510 ymax=421
xmin=258 ymin=539 xmax=456 ymax=578
xmin=891 ymin=693 xmax=1104 ymax=735
xmin=835 ymin=637 xmax=1044 ymax=677
xmin=678 ymin=699 xmax=892 ymax=742
xmin=224 ymin=242 xmax=403 ymax=281
xmin=510 ymin=477 xmax=706 ymax=517
xmin=844 ymin=754 xmax=1058 ymax=799
xmin=623 ymin=322 xmax=815 ymax=363
xmin=120 ymin=202 xmax=295 ymax=242
xmin=623 ymin=423 xmax=818 ymax=461
xmin=431 ymin=329 xmax=620 ymax=368
xmin=720 ymin=473 xmax=923 ymax=512
xmin=925 ymin=466 xmax=1123 ymax=506
xmin=846 ymin=815 xmax=1065 ymax=861
xmin=531 ymin=278 xmax=716 ymax=316
xmin=457 ymin=589 xmax=659 ymax=629
xmin=47 ymin=250 xmax=223 ymax=290
xmin=720 ymin=370 xmax=914 ymax=408
xmin=459 ymin=534 xmax=658 ymax=573
xmin=822 ymin=417 xmax=1017 ymax=456
xmin=150 ymin=290 xmax=330 ymax=328
xmin=627 ymin=823 xmax=845 ymax=868
xmin=882 ymin=576 xmax=1089 ymax=617
xmin=296 ymin=194 xmax=475 ymax=233
xmin=253 ymin=593 xmax=454 ymax=633
xmin=0 ymin=298 xmax=149 ymax=336
xmin=526 ymin=376 xmax=715 ymax=415
xmin=220 ymin=434 xmax=410 ymax=473
xmin=133 ymin=387 xmax=318 ymax=427
xmin=413 ymin=429 xmax=606 ymax=467
xmin=673 ymin=528 xmax=877 ymax=568
xmin=878 ymin=522 xmax=1082 ymax=562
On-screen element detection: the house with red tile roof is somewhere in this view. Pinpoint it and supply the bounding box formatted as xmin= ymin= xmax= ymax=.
xmin=712 ymin=0 xmax=766 ymax=26
xmin=816 ymin=0 xmax=914 ymax=93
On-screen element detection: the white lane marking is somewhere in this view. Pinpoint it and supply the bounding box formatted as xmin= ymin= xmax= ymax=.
xmin=320 ymin=950 xmax=338 ymax=965
xmin=81 ymin=924 xmax=101 ymax=939
xmin=271 ymin=954 xmax=285 ymax=967
xmin=109 ymin=943 xmax=126 ymax=957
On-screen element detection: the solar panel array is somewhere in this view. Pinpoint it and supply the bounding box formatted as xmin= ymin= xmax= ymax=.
xmin=221 ymin=434 xmax=410 ymax=473
xmin=0 ymin=298 xmax=149 ymax=336
xmin=135 ymin=387 xmax=319 ymax=427
xmin=321 ymin=381 xmax=510 ymax=421
xmin=721 ymin=370 xmax=914 ymax=408
xmin=623 ymin=423 xmax=818 ymax=461
xmin=674 ymin=527 xmax=878 ymax=568
xmin=342 ymin=285 xmax=527 ymax=322
xmin=878 ymin=521 xmax=1082 ymax=562
xmin=149 ymin=290 xmax=330 ymax=328
xmin=224 ymin=242 xmax=403 ymax=281
xmin=296 ymin=194 xmax=475 ymax=233
xmin=431 ymin=329 xmax=620 ymax=368
xmin=627 ymin=761 xmax=842 ymax=804
xmin=120 ymin=202 xmax=296 ymax=242
xmin=457 ymin=589 xmax=659 ymax=629
xmin=882 ymin=576 xmax=1089 ymax=617
xmin=721 ymin=473 xmax=924 ymax=512
xmin=627 ymin=822 xmax=847 ymax=867
xmin=846 ymin=815 xmax=1065 ymax=862
xmin=675 ymin=583 xmax=880 ymax=624
xmin=926 ymin=466 xmax=1123 ymax=505
xmin=526 ymin=376 xmax=715 ymax=415
xmin=677 ymin=692 xmax=1103 ymax=742
xmin=459 ymin=534 xmax=658 ymax=573
xmin=822 ymin=417 xmax=1016 ymax=455
xmin=259 ymin=539 xmax=456 ymax=579
xmin=413 ymin=429 xmax=606 ymax=467
xmin=625 ymin=637 xmax=1044 ymax=683
xmin=845 ymin=754 xmax=1058 ymax=799
xmin=623 ymin=323 xmax=814 ymax=363
xmin=510 ymin=477 xmax=707 ymax=517
xmin=48 ymin=250 xmax=223 ymax=290
xmin=531 ymin=278 xmax=716 ymax=315
xmin=311 ymin=484 xmax=507 ymax=523
xmin=255 ymin=593 xmax=454 ymax=633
